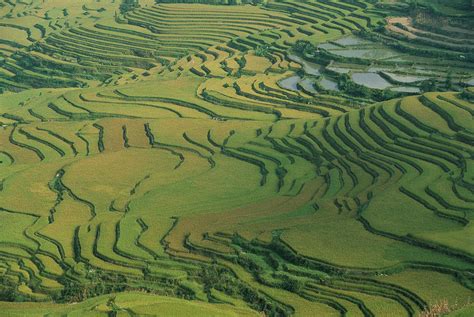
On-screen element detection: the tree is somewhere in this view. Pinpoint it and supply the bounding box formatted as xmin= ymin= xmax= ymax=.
xmin=408 ymin=0 xmax=418 ymax=11
xmin=120 ymin=0 xmax=139 ymax=14
xmin=283 ymin=277 xmax=304 ymax=293
xmin=293 ymin=40 xmax=311 ymax=54
xmin=445 ymin=71 xmax=453 ymax=90
xmin=421 ymin=78 xmax=436 ymax=92
xmin=255 ymin=45 xmax=269 ymax=57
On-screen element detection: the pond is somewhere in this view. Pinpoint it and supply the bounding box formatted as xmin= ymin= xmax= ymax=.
xmin=352 ymin=73 xmax=392 ymax=89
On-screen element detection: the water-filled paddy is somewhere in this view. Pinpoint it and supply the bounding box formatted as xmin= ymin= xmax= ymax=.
xmin=327 ymin=66 xmax=351 ymax=74
xmin=288 ymin=54 xmax=321 ymax=76
xmin=299 ymin=78 xmax=318 ymax=93
xmin=352 ymin=73 xmax=392 ymax=89
xmin=328 ymin=48 xmax=399 ymax=60
xmin=318 ymin=43 xmax=341 ymax=50
xmin=333 ymin=36 xmax=369 ymax=46
xmin=383 ymin=72 xmax=427 ymax=83
xmin=320 ymin=77 xmax=339 ymax=91
xmin=278 ymin=75 xmax=301 ymax=91
xmin=390 ymin=86 xmax=421 ymax=93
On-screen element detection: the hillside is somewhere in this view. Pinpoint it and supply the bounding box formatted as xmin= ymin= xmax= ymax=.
xmin=0 ymin=0 xmax=473 ymax=316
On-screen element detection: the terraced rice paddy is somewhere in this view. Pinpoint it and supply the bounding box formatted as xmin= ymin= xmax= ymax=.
xmin=0 ymin=0 xmax=473 ymax=316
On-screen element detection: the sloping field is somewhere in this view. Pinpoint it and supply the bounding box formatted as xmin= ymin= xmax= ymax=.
xmin=0 ymin=0 xmax=473 ymax=316
xmin=0 ymin=292 xmax=260 ymax=316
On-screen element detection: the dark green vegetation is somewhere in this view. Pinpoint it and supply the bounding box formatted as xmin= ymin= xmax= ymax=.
xmin=0 ymin=0 xmax=473 ymax=316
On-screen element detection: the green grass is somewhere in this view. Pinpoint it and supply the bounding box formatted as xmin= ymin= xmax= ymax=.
xmin=448 ymin=304 xmax=474 ymax=317
xmin=0 ymin=292 xmax=259 ymax=316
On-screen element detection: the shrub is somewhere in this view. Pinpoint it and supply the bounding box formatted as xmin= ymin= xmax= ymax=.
xmin=120 ymin=0 xmax=139 ymax=14
xmin=420 ymin=79 xmax=437 ymax=93
xmin=255 ymin=45 xmax=270 ymax=57
xmin=282 ymin=277 xmax=304 ymax=293
xmin=460 ymin=89 xmax=474 ymax=102
xmin=293 ymin=40 xmax=315 ymax=56
xmin=419 ymin=299 xmax=463 ymax=317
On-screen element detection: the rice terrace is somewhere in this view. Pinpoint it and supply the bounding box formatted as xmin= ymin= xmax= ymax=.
xmin=0 ymin=0 xmax=473 ymax=315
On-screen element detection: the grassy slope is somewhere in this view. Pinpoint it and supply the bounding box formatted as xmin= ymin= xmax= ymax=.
xmin=0 ymin=293 xmax=259 ymax=316
xmin=0 ymin=0 xmax=473 ymax=316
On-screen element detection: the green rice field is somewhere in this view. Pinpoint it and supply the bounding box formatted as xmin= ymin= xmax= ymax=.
xmin=0 ymin=0 xmax=473 ymax=316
